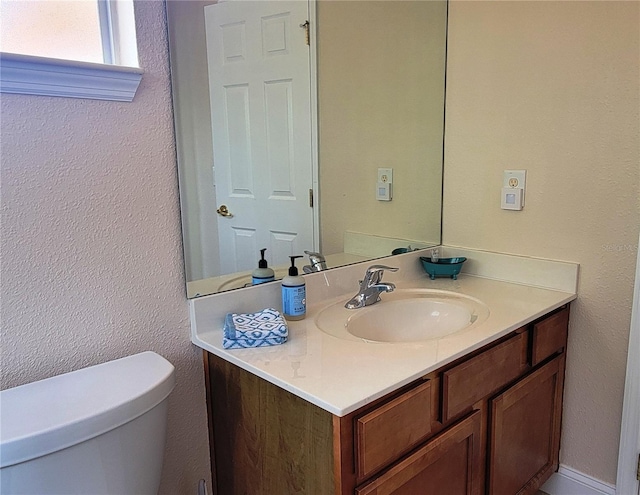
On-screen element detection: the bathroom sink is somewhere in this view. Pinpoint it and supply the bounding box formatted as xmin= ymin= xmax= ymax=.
xmin=315 ymin=289 xmax=489 ymax=343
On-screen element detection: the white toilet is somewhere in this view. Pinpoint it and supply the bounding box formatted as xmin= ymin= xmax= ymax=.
xmin=0 ymin=351 xmax=176 ymax=494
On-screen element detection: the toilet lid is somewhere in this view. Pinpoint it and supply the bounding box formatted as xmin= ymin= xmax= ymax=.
xmin=0 ymin=351 xmax=175 ymax=468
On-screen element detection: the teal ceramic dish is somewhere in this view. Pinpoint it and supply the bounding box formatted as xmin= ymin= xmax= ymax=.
xmin=419 ymin=256 xmax=467 ymax=280
xmin=391 ymin=247 xmax=409 ymax=255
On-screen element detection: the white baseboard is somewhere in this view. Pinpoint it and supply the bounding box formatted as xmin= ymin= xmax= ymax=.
xmin=542 ymin=465 xmax=616 ymax=495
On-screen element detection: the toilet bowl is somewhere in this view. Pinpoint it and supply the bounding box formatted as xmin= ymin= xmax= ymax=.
xmin=0 ymin=351 xmax=176 ymax=494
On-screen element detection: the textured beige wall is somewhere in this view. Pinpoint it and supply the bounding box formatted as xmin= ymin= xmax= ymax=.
xmin=444 ymin=1 xmax=640 ymax=483
xmin=0 ymin=1 xmax=212 ymax=493
xmin=317 ymin=0 xmax=446 ymax=255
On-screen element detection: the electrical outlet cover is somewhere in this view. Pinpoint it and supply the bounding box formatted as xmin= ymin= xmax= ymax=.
xmin=503 ymin=170 xmax=526 ymax=189
xmin=503 ymin=170 xmax=526 ymax=206
xmin=378 ymin=168 xmax=393 ymax=183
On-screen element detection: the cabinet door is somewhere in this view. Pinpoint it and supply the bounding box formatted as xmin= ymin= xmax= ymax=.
xmin=356 ymin=410 xmax=483 ymax=495
xmin=488 ymin=355 xmax=565 ymax=495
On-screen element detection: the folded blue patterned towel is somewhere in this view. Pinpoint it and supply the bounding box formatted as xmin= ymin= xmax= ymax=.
xmin=222 ymin=308 xmax=288 ymax=349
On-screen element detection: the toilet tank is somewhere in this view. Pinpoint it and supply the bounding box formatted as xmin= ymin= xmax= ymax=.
xmin=0 ymin=351 xmax=176 ymax=495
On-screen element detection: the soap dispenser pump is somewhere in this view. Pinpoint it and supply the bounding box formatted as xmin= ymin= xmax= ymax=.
xmin=252 ymin=248 xmax=275 ymax=285
xmin=282 ymin=255 xmax=306 ymax=321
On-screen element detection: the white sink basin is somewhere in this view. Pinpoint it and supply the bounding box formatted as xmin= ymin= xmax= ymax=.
xmin=315 ymin=289 xmax=490 ymax=343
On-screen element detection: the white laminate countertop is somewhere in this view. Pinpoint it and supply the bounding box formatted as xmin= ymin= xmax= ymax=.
xmin=191 ymin=249 xmax=578 ymax=417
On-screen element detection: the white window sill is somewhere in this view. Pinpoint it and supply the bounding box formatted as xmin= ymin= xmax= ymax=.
xmin=0 ymin=53 xmax=143 ymax=102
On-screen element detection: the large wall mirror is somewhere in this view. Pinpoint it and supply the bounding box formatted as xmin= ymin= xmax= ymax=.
xmin=167 ymin=0 xmax=447 ymax=298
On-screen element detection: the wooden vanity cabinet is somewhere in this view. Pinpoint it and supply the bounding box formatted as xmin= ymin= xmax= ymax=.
xmin=204 ymin=305 xmax=570 ymax=495
xmin=205 ymin=355 xmax=335 ymax=494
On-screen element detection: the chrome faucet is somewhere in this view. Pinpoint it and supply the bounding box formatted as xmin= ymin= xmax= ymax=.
xmin=303 ymin=250 xmax=328 ymax=273
xmin=345 ymin=265 xmax=399 ymax=309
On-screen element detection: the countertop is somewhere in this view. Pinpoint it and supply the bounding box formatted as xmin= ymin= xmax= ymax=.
xmin=191 ymin=249 xmax=578 ymax=416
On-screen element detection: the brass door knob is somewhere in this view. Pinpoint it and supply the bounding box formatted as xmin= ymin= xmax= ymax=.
xmin=216 ymin=205 xmax=233 ymax=217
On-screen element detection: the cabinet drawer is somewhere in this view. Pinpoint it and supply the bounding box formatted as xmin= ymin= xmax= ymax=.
xmin=531 ymin=307 xmax=569 ymax=366
xmin=442 ymin=332 xmax=528 ymax=423
xmin=356 ymin=410 xmax=483 ymax=495
xmin=356 ymin=380 xmax=433 ymax=480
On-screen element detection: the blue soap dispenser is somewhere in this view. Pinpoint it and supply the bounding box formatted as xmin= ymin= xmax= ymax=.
xmin=282 ymin=255 xmax=306 ymax=321
xmin=252 ymin=248 xmax=275 ymax=285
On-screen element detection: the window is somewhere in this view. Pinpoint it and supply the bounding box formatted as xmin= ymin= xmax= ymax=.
xmin=0 ymin=0 xmax=142 ymax=101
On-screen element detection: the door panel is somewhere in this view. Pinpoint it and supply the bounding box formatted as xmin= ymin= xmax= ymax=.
xmin=206 ymin=1 xmax=314 ymax=275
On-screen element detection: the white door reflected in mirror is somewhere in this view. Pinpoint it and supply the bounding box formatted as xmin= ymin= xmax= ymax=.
xmin=206 ymin=0 xmax=315 ymax=276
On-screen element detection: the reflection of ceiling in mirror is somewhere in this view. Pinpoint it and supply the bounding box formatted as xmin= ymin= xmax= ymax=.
xmin=167 ymin=0 xmax=447 ymax=298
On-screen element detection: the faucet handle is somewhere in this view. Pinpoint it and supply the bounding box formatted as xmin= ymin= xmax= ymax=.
xmin=346 ymin=265 xmax=399 ymax=309
xmin=304 ymin=250 xmax=327 ymax=271
xmin=365 ymin=264 xmax=399 ymax=274
xmin=362 ymin=265 xmax=399 ymax=286
xmin=304 ymin=250 xmax=325 ymax=262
